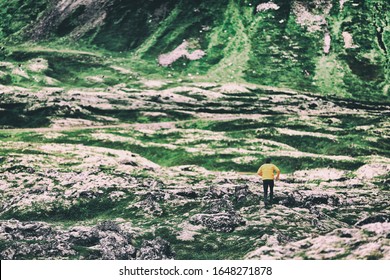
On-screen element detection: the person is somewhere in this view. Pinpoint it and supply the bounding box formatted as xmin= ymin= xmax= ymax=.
xmin=257 ymin=158 xmax=280 ymax=207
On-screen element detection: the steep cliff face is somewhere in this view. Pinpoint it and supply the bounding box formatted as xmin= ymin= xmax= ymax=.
xmin=0 ymin=0 xmax=389 ymax=99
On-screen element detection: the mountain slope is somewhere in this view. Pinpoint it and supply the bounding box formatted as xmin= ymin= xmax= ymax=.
xmin=0 ymin=0 xmax=389 ymax=98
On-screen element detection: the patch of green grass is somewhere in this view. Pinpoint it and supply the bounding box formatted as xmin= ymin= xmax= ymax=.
xmin=258 ymin=132 xmax=386 ymax=157
xmin=135 ymin=223 xmax=269 ymax=260
xmin=269 ymin=156 xmax=364 ymax=174
xmin=133 ymin=131 xmax=183 ymax=144
xmin=0 ymin=148 xmax=47 ymax=157
xmin=373 ymin=174 xmax=390 ymax=191
xmin=70 ymin=245 xmax=102 ymax=260
xmin=1 ymin=127 xmax=365 ymax=173
xmin=0 ymin=240 xmax=10 ymax=253
xmin=177 ymin=118 xmax=273 ymax=132
xmin=160 ymin=201 xmax=205 ymax=222
xmin=0 ymin=0 xmax=48 ymax=41
xmin=175 ymin=229 xmax=265 ymax=260
xmin=0 ymin=131 xmax=43 ymax=142
xmin=0 ymin=191 xmax=137 ymax=222
xmin=0 ymin=103 xmax=52 ymax=128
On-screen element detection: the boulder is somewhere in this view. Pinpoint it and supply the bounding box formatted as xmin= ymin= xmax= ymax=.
xmin=67 ymin=226 xmax=100 ymax=247
xmin=234 ymin=185 xmax=251 ymax=202
xmin=98 ymin=232 xmax=136 ymax=260
xmin=277 ymin=191 xmax=341 ymax=208
xmin=0 ymin=220 xmax=74 ymax=259
xmin=133 ymin=192 xmax=163 ymax=216
xmin=0 ymin=220 xmax=141 ymax=260
xmin=189 ymin=213 xmax=245 ymax=233
xmin=175 ymin=188 xmax=198 ymax=199
xmin=136 ymin=238 xmax=175 ymax=260
xmin=205 ymin=186 xmax=230 ymax=199
xmin=206 ymin=196 xmax=235 ymax=214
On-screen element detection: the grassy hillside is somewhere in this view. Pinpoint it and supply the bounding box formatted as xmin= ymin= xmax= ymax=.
xmin=0 ymin=0 xmax=388 ymax=99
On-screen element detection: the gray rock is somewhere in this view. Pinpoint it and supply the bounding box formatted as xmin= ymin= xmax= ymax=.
xmin=0 ymin=220 xmax=139 ymax=260
xmin=136 ymin=237 xmax=175 ymax=260
xmin=134 ymin=192 xmax=163 ymax=216
xmin=207 ymin=197 xmax=234 ymax=214
xmin=278 ymin=191 xmax=341 ymax=208
xmin=189 ymin=213 xmax=245 ymax=233
xmin=98 ymin=232 xmax=136 ymax=260
xmin=205 ymin=186 xmax=229 ymax=199
xmin=0 ymin=220 xmax=74 ymax=259
xmin=234 ymin=185 xmax=251 ymax=202
xmin=176 ymin=188 xmax=198 ymax=199
xmin=68 ymin=227 xmax=100 ymax=247
xmin=96 ymin=220 xmax=122 ymax=233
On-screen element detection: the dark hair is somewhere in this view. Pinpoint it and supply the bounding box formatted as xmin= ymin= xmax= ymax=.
xmin=265 ymin=158 xmax=271 ymax=163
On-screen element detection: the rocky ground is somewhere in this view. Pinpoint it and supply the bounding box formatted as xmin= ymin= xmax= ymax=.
xmin=0 ymin=82 xmax=389 ymax=259
xmin=0 ymin=0 xmax=389 ymax=261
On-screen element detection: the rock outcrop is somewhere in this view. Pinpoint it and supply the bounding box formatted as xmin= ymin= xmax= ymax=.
xmin=0 ymin=220 xmax=174 ymax=260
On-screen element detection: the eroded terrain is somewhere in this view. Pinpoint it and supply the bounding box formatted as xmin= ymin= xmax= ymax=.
xmin=0 ymin=82 xmax=389 ymax=259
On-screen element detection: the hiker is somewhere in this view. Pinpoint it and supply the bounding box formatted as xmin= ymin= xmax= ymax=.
xmin=257 ymin=158 xmax=280 ymax=207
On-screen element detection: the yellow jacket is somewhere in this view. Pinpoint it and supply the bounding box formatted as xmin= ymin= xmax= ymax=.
xmin=257 ymin=164 xmax=280 ymax=180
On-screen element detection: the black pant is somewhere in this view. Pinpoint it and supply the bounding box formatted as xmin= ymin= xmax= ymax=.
xmin=263 ymin=180 xmax=274 ymax=205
